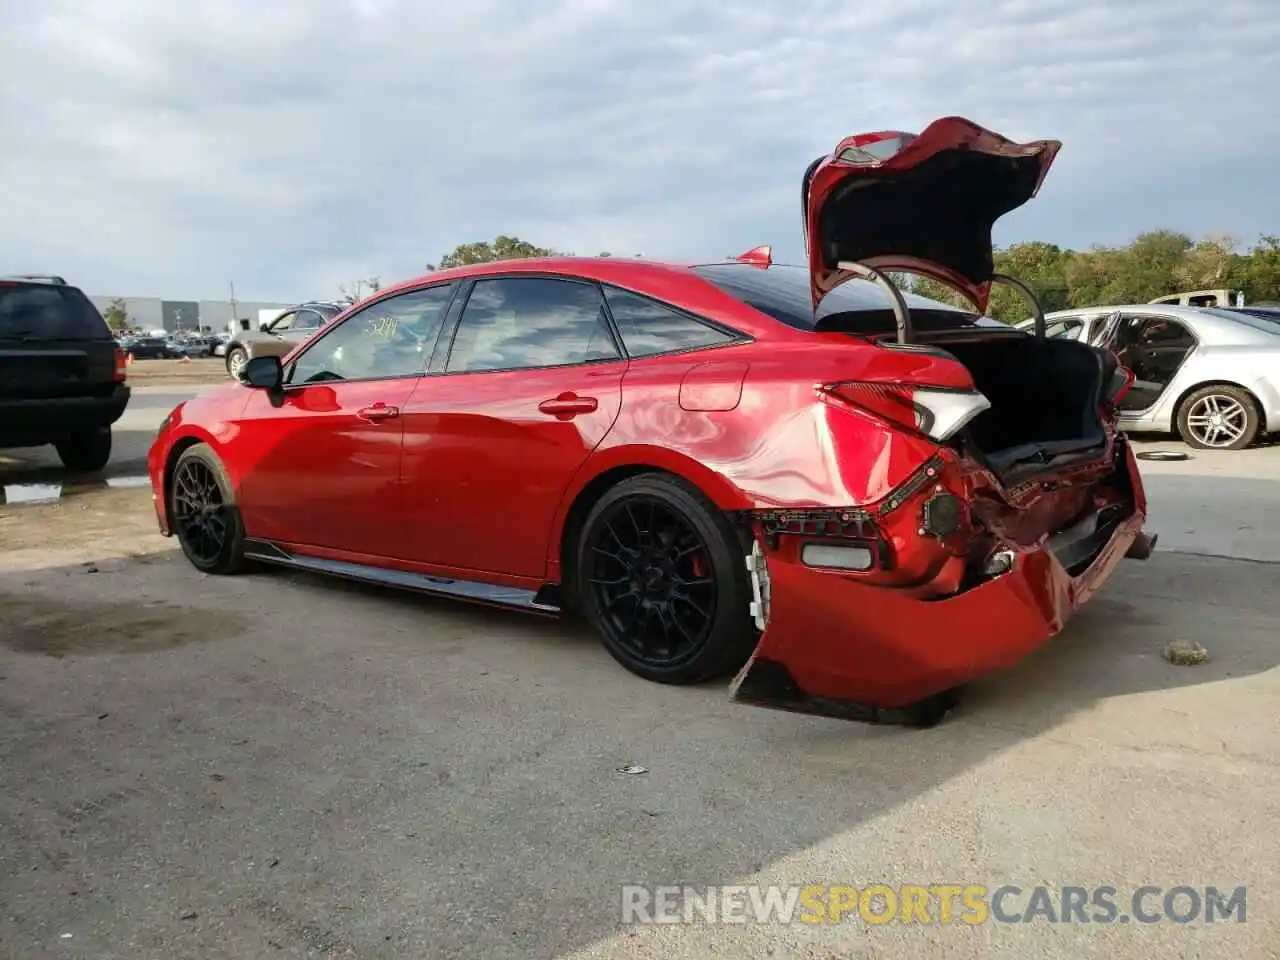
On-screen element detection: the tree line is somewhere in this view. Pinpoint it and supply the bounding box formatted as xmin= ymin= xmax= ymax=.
xmin=422 ymin=231 xmax=1280 ymax=322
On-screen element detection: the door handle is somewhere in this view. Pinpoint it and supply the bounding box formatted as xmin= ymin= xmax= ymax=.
xmin=357 ymin=403 xmax=400 ymax=422
xmin=538 ymin=393 xmax=598 ymax=419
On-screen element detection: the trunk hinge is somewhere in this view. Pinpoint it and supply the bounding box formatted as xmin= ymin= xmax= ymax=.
xmin=836 ymin=260 xmax=914 ymax=345
xmin=991 ymin=273 xmax=1046 ymax=339
xmin=828 ymin=265 xmax=1048 ymax=344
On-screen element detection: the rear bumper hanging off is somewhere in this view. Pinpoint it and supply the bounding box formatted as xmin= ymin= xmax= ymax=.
xmin=730 ymin=447 xmax=1153 ymax=725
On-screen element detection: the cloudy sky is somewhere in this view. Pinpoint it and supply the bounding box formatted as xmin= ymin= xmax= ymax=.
xmin=1 ymin=0 xmax=1277 ymax=302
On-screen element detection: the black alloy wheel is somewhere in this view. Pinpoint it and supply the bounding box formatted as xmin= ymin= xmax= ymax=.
xmin=169 ymin=444 xmax=249 ymax=574
xmin=576 ymin=474 xmax=756 ymax=685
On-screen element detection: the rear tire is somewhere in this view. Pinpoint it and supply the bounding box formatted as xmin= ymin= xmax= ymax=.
xmin=169 ymin=443 xmax=250 ymax=575
xmin=1176 ymin=385 xmax=1260 ymax=450
xmin=55 ymin=427 xmax=112 ymax=472
xmin=575 ymin=473 xmax=756 ymax=685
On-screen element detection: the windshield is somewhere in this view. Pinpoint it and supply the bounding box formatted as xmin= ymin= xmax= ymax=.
xmin=0 ymin=283 xmax=112 ymax=340
xmin=692 ymin=263 xmax=1006 ymax=335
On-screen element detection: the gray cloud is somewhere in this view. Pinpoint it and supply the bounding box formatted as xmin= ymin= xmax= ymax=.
xmin=1 ymin=0 xmax=1276 ymax=301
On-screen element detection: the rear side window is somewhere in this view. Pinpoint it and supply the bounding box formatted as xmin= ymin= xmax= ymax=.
xmin=603 ymin=287 xmax=739 ymax=357
xmin=1207 ymin=308 xmax=1280 ymax=334
xmin=0 ymin=284 xmax=111 ymax=340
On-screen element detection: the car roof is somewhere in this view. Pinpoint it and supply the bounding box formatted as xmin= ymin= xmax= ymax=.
xmin=362 ymin=257 xmax=814 ymax=340
xmin=380 ymin=256 xmax=701 ymax=295
xmin=0 ymin=274 xmax=70 ymax=286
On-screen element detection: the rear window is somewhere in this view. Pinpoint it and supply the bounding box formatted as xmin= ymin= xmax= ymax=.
xmin=0 ymin=283 xmax=111 ymax=340
xmin=691 ymin=263 xmax=1007 ymax=335
xmin=1210 ymin=308 xmax=1280 ymax=333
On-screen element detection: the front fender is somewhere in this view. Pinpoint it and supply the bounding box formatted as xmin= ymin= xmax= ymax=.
xmin=149 ymin=386 xmax=253 ymax=493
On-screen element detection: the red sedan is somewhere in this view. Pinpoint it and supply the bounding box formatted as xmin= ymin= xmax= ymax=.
xmin=148 ymin=117 xmax=1154 ymax=726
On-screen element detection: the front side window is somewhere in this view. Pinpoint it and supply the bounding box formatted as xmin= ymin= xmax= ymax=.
xmin=287 ymin=284 xmax=456 ymax=384
xmin=1044 ymin=318 xmax=1084 ymax=340
xmin=445 ymin=277 xmax=619 ymax=373
xmin=293 ymin=309 xmax=325 ymax=331
xmin=603 ymin=287 xmax=739 ymax=357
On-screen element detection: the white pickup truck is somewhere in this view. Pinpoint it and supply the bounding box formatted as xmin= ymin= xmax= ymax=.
xmin=1148 ymin=288 xmax=1245 ymax=308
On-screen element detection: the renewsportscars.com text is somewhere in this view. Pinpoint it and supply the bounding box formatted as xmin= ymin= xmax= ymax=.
xmin=621 ymin=884 xmax=1247 ymax=926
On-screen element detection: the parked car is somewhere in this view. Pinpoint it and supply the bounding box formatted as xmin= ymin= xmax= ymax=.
xmin=148 ymin=117 xmax=1154 ymax=726
xmin=1014 ymin=304 xmax=1280 ymax=449
xmin=169 ymin=333 xmax=219 ymax=358
xmin=0 ymin=274 xmax=130 ymax=471
xmin=119 ymin=335 xmax=178 ymax=359
xmin=223 ymin=301 xmax=347 ymax=378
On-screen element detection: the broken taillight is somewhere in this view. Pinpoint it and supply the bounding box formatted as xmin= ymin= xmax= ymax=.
xmin=113 ymin=344 xmax=128 ymax=381
xmin=822 ymin=382 xmax=991 ymax=443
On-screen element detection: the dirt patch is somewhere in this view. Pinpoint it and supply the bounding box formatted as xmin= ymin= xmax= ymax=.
xmin=0 ymin=591 xmax=246 ymax=657
xmin=0 ymin=487 xmax=160 ymax=551
xmin=124 ymin=357 xmax=229 ymax=386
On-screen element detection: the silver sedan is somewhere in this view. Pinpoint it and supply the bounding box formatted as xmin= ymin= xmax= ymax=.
xmin=1015 ymin=304 xmax=1280 ymax=449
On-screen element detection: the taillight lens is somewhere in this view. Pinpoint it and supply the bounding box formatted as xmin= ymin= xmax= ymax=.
xmin=823 ymin=382 xmax=991 ymax=442
xmin=113 ymin=345 xmax=128 ymax=381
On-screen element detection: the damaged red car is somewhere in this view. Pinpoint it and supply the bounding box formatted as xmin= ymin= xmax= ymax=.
xmin=149 ymin=116 xmax=1154 ymax=726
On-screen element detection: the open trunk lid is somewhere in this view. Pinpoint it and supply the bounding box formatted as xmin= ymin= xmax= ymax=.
xmin=802 ymin=116 xmax=1061 ymax=316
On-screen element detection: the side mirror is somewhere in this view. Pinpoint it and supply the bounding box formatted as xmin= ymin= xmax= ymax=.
xmin=242 ymin=355 xmax=283 ymax=390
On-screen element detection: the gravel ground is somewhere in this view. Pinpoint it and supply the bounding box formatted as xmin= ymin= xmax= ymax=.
xmin=122 ymin=357 xmax=230 ymax=386
xmin=0 ymin=451 xmax=1277 ymax=958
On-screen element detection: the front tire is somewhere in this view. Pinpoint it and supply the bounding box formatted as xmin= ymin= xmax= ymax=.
xmin=575 ymin=473 xmax=756 ymax=685
xmin=55 ymin=426 xmax=112 ymax=472
xmin=1177 ymin=385 xmax=1260 ymax=450
xmin=226 ymin=345 xmax=249 ymax=379
xmin=169 ymin=443 xmax=249 ymax=575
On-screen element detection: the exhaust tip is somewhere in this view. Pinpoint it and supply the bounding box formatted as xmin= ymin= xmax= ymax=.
xmin=1125 ymin=531 xmax=1158 ymax=561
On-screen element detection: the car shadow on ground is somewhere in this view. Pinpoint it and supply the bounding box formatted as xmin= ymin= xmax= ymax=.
xmin=0 ymin=479 xmax=1276 ymax=960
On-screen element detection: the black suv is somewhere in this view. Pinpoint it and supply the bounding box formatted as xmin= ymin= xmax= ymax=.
xmin=0 ymin=275 xmax=130 ymax=471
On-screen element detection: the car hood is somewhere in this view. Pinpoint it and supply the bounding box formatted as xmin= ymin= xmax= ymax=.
xmin=804 ymin=116 xmax=1061 ymax=315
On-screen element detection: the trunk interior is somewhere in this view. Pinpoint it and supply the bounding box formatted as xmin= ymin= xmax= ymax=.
xmin=916 ymin=332 xmax=1136 ymax=578
xmin=929 ymin=334 xmax=1115 ymax=484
